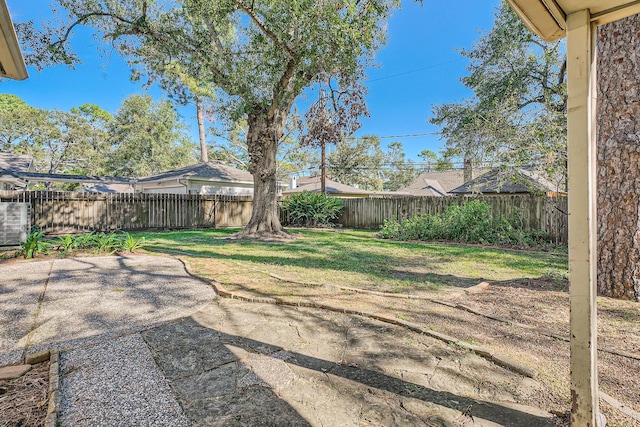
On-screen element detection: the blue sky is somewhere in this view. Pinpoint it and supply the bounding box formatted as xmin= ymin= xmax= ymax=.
xmin=2 ymin=0 xmax=501 ymax=163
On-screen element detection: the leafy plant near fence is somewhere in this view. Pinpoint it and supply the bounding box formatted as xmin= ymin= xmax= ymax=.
xmin=121 ymin=233 xmax=146 ymax=252
xmin=281 ymin=191 xmax=344 ymax=227
xmin=17 ymin=228 xmax=51 ymax=259
xmin=379 ymin=200 xmax=549 ymax=247
xmin=18 ymin=230 xmax=145 ymax=258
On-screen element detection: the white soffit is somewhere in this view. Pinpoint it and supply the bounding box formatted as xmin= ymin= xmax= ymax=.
xmin=0 ymin=0 xmax=28 ymax=80
xmin=507 ymin=0 xmax=640 ymax=41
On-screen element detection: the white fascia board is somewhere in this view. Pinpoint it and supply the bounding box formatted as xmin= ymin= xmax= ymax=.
xmin=0 ymin=0 xmax=28 ymax=80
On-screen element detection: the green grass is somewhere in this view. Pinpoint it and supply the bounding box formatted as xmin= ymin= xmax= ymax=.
xmin=133 ymin=228 xmax=568 ymax=293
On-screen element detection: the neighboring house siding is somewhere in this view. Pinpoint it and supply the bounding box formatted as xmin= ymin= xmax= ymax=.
xmin=140 ymin=186 xmax=188 ymax=195
xmin=197 ymin=184 xmax=253 ymax=196
xmin=134 ymin=162 xmax=257 ymax=196
xmin=136 ymin=179 xmax=254 ymax=196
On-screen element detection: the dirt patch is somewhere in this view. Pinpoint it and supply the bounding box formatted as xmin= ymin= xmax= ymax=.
xmin=0 ymin=361 xmax=49 ymax=427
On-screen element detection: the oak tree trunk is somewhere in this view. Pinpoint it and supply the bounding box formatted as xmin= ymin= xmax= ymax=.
xmin=597 ymin=15 xmax=640 ymax=301
xmin=237 ymin=107 xmax=291 ymax=239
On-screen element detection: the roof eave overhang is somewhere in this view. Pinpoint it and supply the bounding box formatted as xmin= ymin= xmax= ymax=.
xmin=0 ymin=0 xmax=28 ymax=81
xmin=137 ymin=176 xmax=254 ymax=186
xmin=506 ymin=0 xmax=640 ymax=42
xmin=505 ymin=0 xmax=567 ymax=42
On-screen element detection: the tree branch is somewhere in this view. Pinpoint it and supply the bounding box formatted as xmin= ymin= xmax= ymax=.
xmin=235 ymin=1 xmax=296 ymax=60
xmin=203 ymin=16 xmax=228 ymax=57
xmin=270 ymin=57 xmax=298 ymax=118
xmin=50 ymin=10 xmax=238 ymax=94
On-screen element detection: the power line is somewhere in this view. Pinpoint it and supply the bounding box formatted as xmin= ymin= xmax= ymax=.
xmin=375 ymin=132 xmax=439 ymax=139
xmin=366 ymin=59 xmax=462 ymax=83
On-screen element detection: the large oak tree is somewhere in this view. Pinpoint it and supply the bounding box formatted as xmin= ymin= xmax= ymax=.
xmin=597 ymin=15 xmax=640 ymax=301
xmin=21 ymin=0 xmax=399 ymax=238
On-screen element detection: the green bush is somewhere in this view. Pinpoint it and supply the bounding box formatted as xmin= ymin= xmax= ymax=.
xmin=281 ymin=191 xmax=344 ymax=227
xmin=92 ymin=232 xmax=122 ymax=254
xmin=55 ymin=235 xmax=76 ymax=253
xmin=17 ymin=228 xmax=51 ymax=259
xmin=14 ymin=229 xmax=147 ymax=259
xmin=121 ymin=232 xmax=145 ymax=252
xmin=73 ymin=231 xmax=98 ymax=249
xmin=380 ymin=200 xmax=548 ymax=247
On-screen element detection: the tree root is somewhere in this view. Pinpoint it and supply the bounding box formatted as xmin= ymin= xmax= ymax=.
xmin=227 ymin=229 xmax=298 ymax=242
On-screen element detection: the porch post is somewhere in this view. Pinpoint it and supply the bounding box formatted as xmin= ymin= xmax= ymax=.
xmin=566 ymin=9 xmax=601 ymax=426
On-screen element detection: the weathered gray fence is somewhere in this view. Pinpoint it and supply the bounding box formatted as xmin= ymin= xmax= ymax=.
xmin=0 ymin=191 xmax=253 ymax=234
xmin=336 ymin=195 xmax=568 ymax=244
xmin=0 ymin=191 xmax=568 ymax=244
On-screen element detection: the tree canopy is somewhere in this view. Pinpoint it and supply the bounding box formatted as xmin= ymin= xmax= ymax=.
xmin=19 ymin=0 xmax=400 ymax=237
xmin=383 ymin=141 xmax=418 ymax=191
xmin=106 ymin=94 xmax=197 ymax=177
xmin=0 ymin=94 xmax=196 ymax=186
xmin=328 ymin=135 xmax=383 ymax=191
xmin=430 ymin=3 xmax=566 ymax=183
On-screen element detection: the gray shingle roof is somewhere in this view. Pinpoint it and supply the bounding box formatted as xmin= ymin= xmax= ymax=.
xmin=399 ymin=169 xmax=489 ymax=196
xmin=450 ymin=167 xmax=564 ymax=194
xmin=284 ymin=176 xmax=372 ymax=195
xmin=16 ymin=171 xmax=134 ymax=184
xmin=0 ymin=153 xmax=33 ymax=172
xmin=137 ymin=162 xmax=253 ymax=183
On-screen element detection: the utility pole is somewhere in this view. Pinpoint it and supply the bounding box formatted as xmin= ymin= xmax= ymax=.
xmin=320 ymin=142 xmax=327 ymax=194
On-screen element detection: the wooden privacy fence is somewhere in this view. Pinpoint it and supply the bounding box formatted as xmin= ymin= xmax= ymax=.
xmin=336 ymin=195 xmax=568 ymax=244
xmin=0 ymin=191 xmax=253 ymax=234
xmin=0 ymin=191 xmax=568 ymax=244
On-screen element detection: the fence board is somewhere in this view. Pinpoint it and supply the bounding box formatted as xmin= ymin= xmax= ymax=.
xmin=0 ymin=191 xmax=568 ymax=244
xmin=0 ymin=191 xmax=255 ymax=234
xmin=336 ymin=195 xmax=567 ymax=244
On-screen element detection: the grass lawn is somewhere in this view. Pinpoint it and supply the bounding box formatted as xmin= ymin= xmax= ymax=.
xmin=130 ymin=228 xmax=639 ymax=425
xmin=136 ymin=228 xmax=568 ymax=296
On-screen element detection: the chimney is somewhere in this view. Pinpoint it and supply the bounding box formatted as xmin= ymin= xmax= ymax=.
xmin=289 ymin=176 xmax=297 ymax=189
xmin=463 ymin=158 xmax=473 ymax=183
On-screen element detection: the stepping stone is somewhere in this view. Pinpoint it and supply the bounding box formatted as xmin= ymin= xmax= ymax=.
xmin=0 ymin=364 xmax=32 ymax=380
xmin=26 ymin=350 xmax=51 ymax=365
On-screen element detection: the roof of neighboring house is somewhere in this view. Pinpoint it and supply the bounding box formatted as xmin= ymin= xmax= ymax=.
xmin=399 ymin=169 xmax=489 ymax=196
xmin=0 ymin=153 xmax=34 ymax=172
xmin=284 ymin=176 xmax=372 ymax=196
xmin=83 ymin=183 xmax=135 ymax=193
xmin=0 ymin=169 xmax=25 ymax=187
xmin=295 ymin=176 xmax=320 ymax=186
xmin=450 ymin=167 xmax=565 ymax=194
xmin=16 ymin=171 xmax=133 ymax=184
xmin=137 ymin=162 xmax=253 ymax=184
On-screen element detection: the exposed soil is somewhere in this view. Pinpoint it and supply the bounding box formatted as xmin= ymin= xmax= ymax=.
xmin=0 ymin=361 xmax=49 ymax=427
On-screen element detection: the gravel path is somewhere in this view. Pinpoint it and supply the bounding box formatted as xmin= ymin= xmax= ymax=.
xmin=59 ymin=333 xmax=192 ymax=427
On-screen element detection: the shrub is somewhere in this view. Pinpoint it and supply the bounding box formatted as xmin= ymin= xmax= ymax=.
xmin=93 ymin=232 xmax=122 ymax=254
xmin=379 ymin=200 xmax=549 ymax=247
xmin=17 ymin=228 xmax=51 ymax=259
xmin=121 ymin=233 xmax=145 ymax=252
xmin=18 ymin=230 xmax=146 ymax=259
xmin=73 ymin=231 xmax=98 ymax=249
xmin=55 ymin=235 xmax=76 ymax=253
xmin=281 ymin=191 xmax=344 ymax=227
